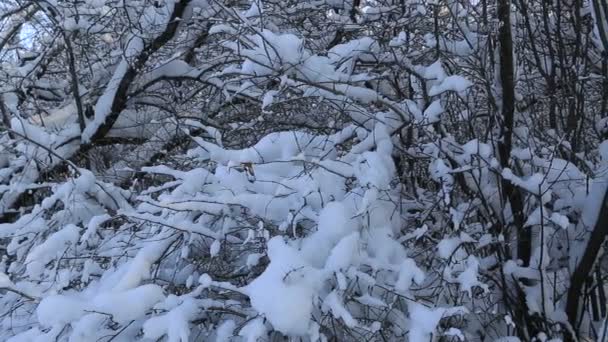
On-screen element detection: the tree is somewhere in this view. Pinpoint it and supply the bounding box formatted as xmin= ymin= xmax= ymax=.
xmin=0 ymin=0 xmax=607 ymax=341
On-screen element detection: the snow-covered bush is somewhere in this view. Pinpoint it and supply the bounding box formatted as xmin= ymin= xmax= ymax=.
xmin=1 ymin=0 xmax=608 ymax=341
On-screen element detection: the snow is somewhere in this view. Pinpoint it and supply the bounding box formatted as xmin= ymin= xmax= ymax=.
xmin=354 ymin=150 xmax=395 ymax=189
xmin=429 ymin=75 xmax=473 ymax=96
xmin=244 ymin=1 xmax=262 ymax=18
xmin=246 ymin=253 xmax=263 ymax=268
xmin=502 ymin=168 xmax=551 ymax=203
xmin=456 ymin=255 xmax=488 ymax=297
xmin=438 ymin=236 xmax=462 ymax=259
xmin=354 ymin=294 xmax=387 ymax=307
xmin=422 ymin=99 xmax=445 ymax=123
xmin=82 ymin=37 xmax=145 ymax=143
xmin=351 ymin=125 xmax=395 ymax=189
xmin=300 ymin=201 xmax=358 ymax=268
xmin=190 ymin=128 xmax=353 ymax=164
xmin=389 ymin=31 xmax=407 ymax=47
xmin=423 ymin=60 xmax=447 ymax=82
xmin=143 ymin=298 xmax=199 ymax=342
xmin=324 ymin=232 xmax=360 ymax=272
xmin=37 ymin=295 xmax=86 ymax=327
xmin=0 ymin=272 xmax=13 ymax=288
xmin=511 ymin=147 xmax=533 ymax=160
xmin=28 ymin=103 xmax=77 ymax=130
xmin=328 ymin=37 xmax=377 ymax=64
xmin=230 ymin=30 xmax=306 ymax=77
xmin=503 ymin=260 xmax=540 ymax=280
xmin=323 ymin=290 xmax=357 ymax=327
xmin=395 ymin=258 xmax=425 ymax=293
xmin=112 ymin=238 xmax=173 ymax=291
xmin=38 ymin=285 xmax=165 ymax=326
xmin=209 ymin=24 xmax=238 ymax=35
xmin=68 ymin=314 xmax=106 ymax=342
xmin=238 ymin=317 xmax=266 ymax=342
xmin=262 ymin=90 xmax=278 ymax=109
xmin=407 ymin=303 xmax=446 ymax=341
xmin=215 ymin=320 xmax=236 ymax=342
xmin=2 ymin=1 xmax=604 ymax=341
xmin=444 ymin=328 xmax=465 ymax=341
xmin=198 ymin=274 xmax=213 ymax=288
xmin=524 ymin=206 xmax=570 ymax=229
xmin=81 ymin=213 xmax=111 ymax=243
xmin=245 ymin=237 xmax=321 ymax=335
xmin=210 ymin=239 xmax=221 ymax=257
xmin=25 ymin=224 xmax=80 ymax=277
xmin=91 ymin=284 xmax=165 ymax=322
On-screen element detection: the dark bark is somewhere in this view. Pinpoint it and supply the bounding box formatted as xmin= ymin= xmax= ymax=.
xmin=63 ymin=35 xmax=86 ymax=133
xmin=88 ymin=0 xmax=191 ymax=142
xmin=496 ymin=0 xmax=529 ymax=265
xmin=0 ymin=1 xmax=193 ymax=223
xmin=566 ymin=189 xmax=608 ymax=332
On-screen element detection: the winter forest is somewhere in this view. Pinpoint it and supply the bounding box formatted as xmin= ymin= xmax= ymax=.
xmin=2 ymin=0 xmax=608 ymax=341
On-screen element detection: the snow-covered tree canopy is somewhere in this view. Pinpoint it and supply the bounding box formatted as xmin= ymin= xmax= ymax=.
xmin=1 ymin=0 xmax=608 ymax=341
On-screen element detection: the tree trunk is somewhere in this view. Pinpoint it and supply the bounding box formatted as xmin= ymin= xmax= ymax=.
xmin=566 ymin=188 xmax=608 ymax=334
xmin=496 ymin=0 xmax=529 ymax=265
